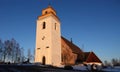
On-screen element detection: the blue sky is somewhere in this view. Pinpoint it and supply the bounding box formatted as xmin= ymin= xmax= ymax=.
xmin=0 ymin=0 xmax=120 ymax=62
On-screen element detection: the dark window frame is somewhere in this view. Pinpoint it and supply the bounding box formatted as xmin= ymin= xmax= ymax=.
xmin=45 ymin=11 xmax=48 ymax=14
xmin=43 ymin=22 xmax=46 ymax=29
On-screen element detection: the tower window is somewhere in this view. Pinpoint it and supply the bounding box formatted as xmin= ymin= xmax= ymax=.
xmin=45 ymin=11 xmax=48 ymax=14
xmin=46 ymin=46 xmax=49 ymax=48
xmin=42 ymin=36 xmax=45 ymax=40
xmin=37 ymin=48 xmax=40 ymax=50
xmin=55 ymin=23 xmax=57 ymax=30
xmin=43 ymin=22 xmax=46 ymax=29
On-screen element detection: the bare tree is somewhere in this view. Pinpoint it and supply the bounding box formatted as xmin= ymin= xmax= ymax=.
xmin=104 ymin=60 xmax=111 ymax=66
xmin=27 ymin=48 xmax=32 ymax=63
xmin=3 ymin=40 xmax=10 ymax=62
xmin=112 ymin=58 xmax=120 ymax=66
xmin=0 ymin=39 xmax=4 ymax=61
xmin=10 ymin=38 xmax=16 ymax=63
xmin=0 ymin=38 xmax=25 ymax=63
xmin=21 ymin=47 xmax=25 ymax=62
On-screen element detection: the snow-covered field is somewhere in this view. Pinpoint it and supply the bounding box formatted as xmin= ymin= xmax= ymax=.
xmin=72 ymin=65 xmax=88 ymax=71
xmin=0 ymin=64 xmax=120 ymax=72
xmin=20 ymin=64 xmax=120 ymax=72
xmin=72 ymin=64 xmax=120 ymax=72
xmin=102 ymin=66 xmax=120 ymax=72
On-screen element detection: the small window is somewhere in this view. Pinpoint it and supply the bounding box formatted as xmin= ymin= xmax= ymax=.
xmin=42 ymin=36 xmax=45 ymax=40
xmin=43 ymin=22 xmax=46 ymax=29
xmin=46 ymin=46 xmax=49 ymax=48
xmin=55 ymin=23 xmax=57 ymax=30
xmin=61 ymin=54 xmax=64 ymax=62
xmin=45 ymin=11 xmax=48 ymax=14
xmin=37 ymin=48 xmax=40 ymax=50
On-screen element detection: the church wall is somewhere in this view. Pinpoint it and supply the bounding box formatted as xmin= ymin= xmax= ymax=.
xmin=51 ymin=18 xmax=61 ymax=66
xmin=61 ymin=39 xmax=77 ymax=65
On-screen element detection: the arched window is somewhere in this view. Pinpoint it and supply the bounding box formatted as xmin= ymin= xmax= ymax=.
xmin=43 ymin=22 xmax=46 ymax=29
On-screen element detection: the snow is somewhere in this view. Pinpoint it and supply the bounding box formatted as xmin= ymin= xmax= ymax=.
xmin=73 ymin=65 xmax=87 ymax=71
xmin=72 ymin=64 xmax=102 ymax=71
xmin=72 ymin=64 xmax=120 ymax=72
xmin=102 ymin=66 xmax=120 ymax=72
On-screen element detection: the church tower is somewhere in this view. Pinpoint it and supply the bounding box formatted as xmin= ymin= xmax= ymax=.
xmin=35 ymin=5 xmax=61 ymax=66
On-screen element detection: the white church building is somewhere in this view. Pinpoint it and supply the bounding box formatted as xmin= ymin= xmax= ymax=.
xmin=34 ymin=5 xmax=102 ymax=66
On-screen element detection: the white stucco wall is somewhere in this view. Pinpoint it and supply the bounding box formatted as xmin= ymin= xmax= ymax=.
xmin=35 ymin=14 xmax=61 ymax=66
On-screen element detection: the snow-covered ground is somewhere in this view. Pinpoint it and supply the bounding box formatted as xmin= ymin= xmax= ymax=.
xmin=72 ymin=64 xmax=120 ymax=72
xmin=72 ymin=64 xmax=102 ymax=71
xmin=16 ymin=63 xmax=120 ymax=72
xmin=102 ymin=66 xmax=120 ymax=72
xmin=72 ymin=64 xmax=87 ymax=71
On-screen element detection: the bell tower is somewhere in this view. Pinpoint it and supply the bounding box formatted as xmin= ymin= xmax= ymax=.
xmin=35 ymin=5 xmax=61 ymax=66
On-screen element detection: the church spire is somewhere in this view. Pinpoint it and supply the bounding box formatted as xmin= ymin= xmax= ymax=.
xmin=48 ymin=0 xmax=52 ymax=7
xmin=48 ymin=0 xmax=51 ymax=6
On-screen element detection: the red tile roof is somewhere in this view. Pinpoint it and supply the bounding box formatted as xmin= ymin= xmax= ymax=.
xmin=84 ymin=52 xmax=102 ymax=63
xmin=61 ymin=36 xmax=83 ymax=54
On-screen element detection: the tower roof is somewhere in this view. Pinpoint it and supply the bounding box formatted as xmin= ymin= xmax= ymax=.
xmin=42 ymin=5 xmax=57 ymax=15
xmin=37 ymin=5 xmax=60 ymax=22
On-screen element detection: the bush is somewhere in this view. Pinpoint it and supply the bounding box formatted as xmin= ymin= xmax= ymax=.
xmin=64 ymin=65 xmax=73 ymax=70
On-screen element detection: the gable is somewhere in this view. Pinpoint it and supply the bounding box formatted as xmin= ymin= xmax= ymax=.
xmin=84 ymin=52 xmax=102 ymax=63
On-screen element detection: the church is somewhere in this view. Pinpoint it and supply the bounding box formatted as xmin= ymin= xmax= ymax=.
xmin=34 ymin=5 xmax=102 ymax=66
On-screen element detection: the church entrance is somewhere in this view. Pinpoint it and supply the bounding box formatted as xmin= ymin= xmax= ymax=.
xmin=42 ymin=56 xmax=46 ymax=65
